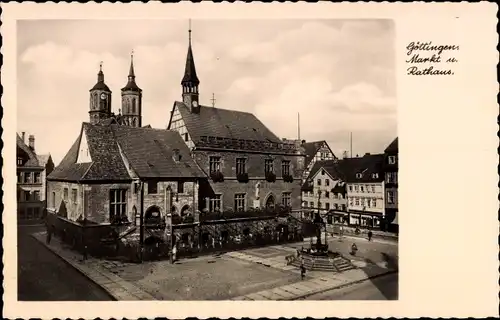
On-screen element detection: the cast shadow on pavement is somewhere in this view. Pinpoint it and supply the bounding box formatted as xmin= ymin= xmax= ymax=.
xmin=358 ymin=252 xmax=399 ymax=300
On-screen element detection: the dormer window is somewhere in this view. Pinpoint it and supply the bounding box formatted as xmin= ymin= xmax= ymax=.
xmin=372 ymin=173 xmax=379 ymax=179
xmin=172 ymin=148 xmax=182 ymax=162
xmin=388 ymin=156 xmax=396 ymax=164
xmin=356 ymin=173 xmax=362 ymax=179
xmin=17 ymin=157 xmax=23 ymax=166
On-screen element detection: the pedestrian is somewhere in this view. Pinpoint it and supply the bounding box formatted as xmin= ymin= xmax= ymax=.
xmin=300 ymin=263 xmax=306 ymax=280
xmin=172 ymin=244 xmax=177 ymax=262
xmin=296 ymin=248 xmax=301 ymax=258
xmin=368 ymin=230 xmax=373 ymax=242
xmin=351 ymin=243 xmax=358 ymax=256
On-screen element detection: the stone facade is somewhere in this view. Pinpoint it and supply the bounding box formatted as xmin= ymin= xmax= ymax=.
xmin=47 ymin=179 xmax=200 ymax=225
xmin=193 ymin=150 xmax=303 ymax=212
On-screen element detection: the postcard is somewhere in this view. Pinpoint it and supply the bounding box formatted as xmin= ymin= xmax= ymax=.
xmin=2 ymin=2 xmax=498 ymax=319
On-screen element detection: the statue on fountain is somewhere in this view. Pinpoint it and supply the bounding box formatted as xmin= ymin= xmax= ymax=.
xmin=311 ymin=211 xmax=328 ymax=255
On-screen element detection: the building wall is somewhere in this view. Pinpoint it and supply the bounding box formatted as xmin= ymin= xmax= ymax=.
xmin=193 ymin=150 xmax=303 ymax=211
xmin=47 ymin=179 xmax=200 ymax=225
xmin=347 ymin=182 xmax=385 ymax=214
xmin=168 ymin=105 xmax=195 ymax=149
xmin=302 ymin=170 xmax=347 ymax=212
xmin=17 ymin=168 xmax=45 ymax=220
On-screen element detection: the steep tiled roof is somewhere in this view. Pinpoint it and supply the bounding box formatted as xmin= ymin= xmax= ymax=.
xmin=302 ymin=140 xmax=334 ymax=166
xmin=335 ymin=154 xmax=385 ymax=183
xmin=304 ymin=159 xmax=342 ymax=182
xmin=173 ymin=101 xmax=282 ymax=144
xmin=16 ymin=133 xmax=42 ymax=168
xmin=37 ymin=154 xmax=51 ymax=167
xmin=384 ymin=137 xmax=398 ymax=153
xmin=48 ymin=123 xmax=205 ymax=182
xmin=113 ymin=125 xmax=206 ymax=179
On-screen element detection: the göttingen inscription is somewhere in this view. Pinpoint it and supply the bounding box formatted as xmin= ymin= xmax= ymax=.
xmin=406 ymin=41 xmax=460 ymax=76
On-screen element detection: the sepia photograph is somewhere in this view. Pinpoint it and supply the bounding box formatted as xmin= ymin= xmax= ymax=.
xmin=16 ymin=18 xmax=398 ymax=302
xmin=3 ymin=2 xmax=497 ymax=319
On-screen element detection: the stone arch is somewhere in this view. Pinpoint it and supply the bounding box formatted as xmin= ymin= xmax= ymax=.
xmin=264 ymin=192 xmax=276 ymax=209
xmin=145 ymin=205 xmax=162 ymax=225
xmin=180 ymin=204 xmax=190 ymax=216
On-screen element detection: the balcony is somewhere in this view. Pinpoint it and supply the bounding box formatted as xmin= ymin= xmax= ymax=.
xmin=200 ymin=205 xmax=292 ymax=222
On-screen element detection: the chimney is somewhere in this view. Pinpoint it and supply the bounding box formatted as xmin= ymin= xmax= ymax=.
xmin=301 ymin=139 xmax=306 ymax=144
xmin=21 ymin=132 xmax=25 ymax=142
xmin=28 ymin=135 xmax=35 ymax=150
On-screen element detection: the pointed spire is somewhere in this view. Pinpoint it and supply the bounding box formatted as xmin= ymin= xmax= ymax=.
xmin=97 ymin=61 xmax=104 ymax=82
xmin=181 ymin=19 xmax=200 ymax=86
xmin=128 ymin=50 xmax=135 ymax=79
xmin=91 ymin=61 xmax=111 ymax=91
xmin=122 ymin=50 xmax=141 ymax=92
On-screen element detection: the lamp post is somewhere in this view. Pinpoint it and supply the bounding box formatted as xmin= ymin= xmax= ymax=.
xmin=139 ymin=181 xmax=144 ymax=263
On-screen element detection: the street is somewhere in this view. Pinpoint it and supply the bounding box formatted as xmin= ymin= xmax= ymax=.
xmin=302 ymin=272 xmax=398 ymax=300
xmin=17 ymin=225 xmax=113 ymax=301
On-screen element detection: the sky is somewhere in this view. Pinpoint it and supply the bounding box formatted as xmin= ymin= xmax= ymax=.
xmin=17 ymin=19 xmax=397 ymax=165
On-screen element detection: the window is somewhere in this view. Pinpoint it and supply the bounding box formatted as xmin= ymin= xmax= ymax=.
xmin=52 ymin=192 xmax=56 ymax=208
xmin=387 ymin=191 xmax=395 ymax=204
xmin=281 ymin=192 xmax=291 ymax=207
xmin=325 ymin=179 xmax=330 ymax=186
xmin=281 ymin=160 xmax=290 ymax=176
xmin=63 ymin=188 xmax=69 ymax=201
xmin=367 ymin=198 xmax=372 ymax=208
xmin=386 ymin=172 xmax=397 ymax=184
xmin=310 ymin=201 xmax=314 ymax=208
xmin=371 ymin=186 xmax=376 ymax=193
xmin=147 ymin=181 xmax=158 ymax=194
xmin=355 ymin=198 xmax=359 ymax=206
xmin=72 ymin=189 xmax=77 ymax=203
xmin=33 ymin=191 xmax=40 ymax=201
xmin=34 ymin=172 xmax=41 ymax=183
xmin=325 ymin=191 xmax=330 ymax=198
xmin=354 ymin=185 xmax=359 ymax=192
xmin=356 ymin=173 xmax=363 ymax=179
xmin=17 ymin=172 xmax=22 ymax=183
xmin=360 ymin=185 xmax=364 ymax=192
xmin=388 ymin=156 xmax=396 ymax=164
xmin=177 ymin=181 xmax=184 ymax=194
xmin=184 ymin=133 xmax=189 ymax=141
xmin=110 ymin=189 xmax=127 ymax=222
xmin=321 ymin=169 xmax=326 ymax=175
xmin=325 ymin=202 xmax=330 ymax=210
xmin=361 ymin=198 xmax=365 ymax=206
xmin=209 ymin=156 xmax=221 ymax=174
xmin=234 ymin=193 xmax=246 ymax=212
xmin=372 ymin=199 xmax=377 ymax=207
xmin=264 ymin=159 xmax=274 ymax=174
xmin=349 ymin=185 xmax=353 ymax=192
xmin=341 ymin=204 xmax=346 ymax=211
xmin=209 ymin=194 xmax=222 ymax=212
xmin=24 ymin=191 xmax=30 ymax=201
xmin=17 ymin=157 xmax=23 ymax=166
xmin=333 ymin=203 xmax=338 ymax=210
xmin=236 ymin=158 xmax=246 ymax=175
xmin=349 ymin=198 xmax=353 ymax=206
xmin=372 ymin=173 xmax=379 ymax=179
xmin=317 ymin=179 xmax=321 ymax=186
xmin=24 ymin=172 xmax=31 ymax=183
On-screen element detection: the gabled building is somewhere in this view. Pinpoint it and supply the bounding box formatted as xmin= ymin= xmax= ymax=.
xmin=384 ymin=137 xmax=398 ymax=233
xmin=17 ymin=132 xmax=54 ymax=222
xmin=301 ymin=140 xmax=336 ymax=180
xmin=301 ymin=160 xmax=347 ymax=216
xmin=339 ymin=154 xmax=385 ymax=228
xmin=167 ymin=28 xmax=305 ymax=215
xmin=47 ymin=123 xmax=206 ymax=226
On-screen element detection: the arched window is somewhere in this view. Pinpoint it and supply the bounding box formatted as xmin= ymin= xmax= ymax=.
xmin=180 ymin=205 xmax=190 ymax=216
xmin=132 ymin=98 xmax=136 ymax=113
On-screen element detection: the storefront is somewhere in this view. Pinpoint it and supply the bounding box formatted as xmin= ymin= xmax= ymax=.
xmin=347 ymin=210 xmax=383 ymax=229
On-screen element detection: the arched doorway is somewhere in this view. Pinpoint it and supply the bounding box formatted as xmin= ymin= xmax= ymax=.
xmin=265 ymin=194 xmax=275 ymax=209
xmin=145 ymin=206 xmax=161 ymax=226
xmin=180 ymin=205 xmax=190 ymax=216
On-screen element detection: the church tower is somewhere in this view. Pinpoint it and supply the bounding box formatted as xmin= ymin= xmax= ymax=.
xmin=89 ymin=62 xmax=112 ymax=125
xmin=121 ymin=51 xmax=142 ymax=127
xmin=181 ymin=21 xmax=200 ymax=114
